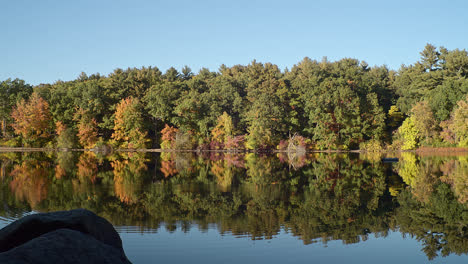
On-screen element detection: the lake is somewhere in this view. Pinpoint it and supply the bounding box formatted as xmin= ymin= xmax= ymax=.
xmin=1 ymin=151 xmax=468 ymax=263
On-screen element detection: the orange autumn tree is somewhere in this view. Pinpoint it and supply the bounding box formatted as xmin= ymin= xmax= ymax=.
xmin=112 ymin=97 xmax=149 ymax=149
xmin=10 ymin=159 xmax=51 ymax=209
xmin=160 ymin=124 xmax=178 ymax=149
xmin=73 ymin=108 xmax=99 ymax=149
xmin=160 ymin=151 xmax=178 ymax=177
xmin=11 ymin=92 xmax=52 ymax=146
xmin=55 ymin=121 xmax=66 ymax=136
xmin=77 ymin=152 xmax=99 ymax=184
xmin=70 ymin=152 xmax=100 ymax=195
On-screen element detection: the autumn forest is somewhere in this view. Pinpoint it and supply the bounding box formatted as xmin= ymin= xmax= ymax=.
xmin=1 ymin=44 xmax=468 ymax=151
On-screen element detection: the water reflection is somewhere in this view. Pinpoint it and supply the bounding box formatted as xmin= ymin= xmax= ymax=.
xmin=1 ymin=151 xmax=468 ymax=260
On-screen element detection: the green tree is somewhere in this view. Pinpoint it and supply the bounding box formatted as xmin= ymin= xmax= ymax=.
xmin=244 ymin=61 xmax=292 ymax=149
xmin=305 ymin=80 xmax=364 ymax=149
xmin=395 ymin=45 xmax=468 ymax=118
xmin=289 ymin=58 xmax=388 ymax=149
xmin=0 ymin=79 xmax=33 ymax=137
xmin=428 ymin=78 xmax=468 ymax=121
xmin=361 ymin=92 xmax=386 ymax=141
xmin=172 ymin=79 xmax=211 ymax=139
xmin=144 ymin=80 xmax=186 ymax=126
xmin=203 ymin=75 xmax=244 ymax=134
xmin=420 ymin=43 xmax=440 ymax=71
xmin=439 ymin=47 xmax=468 ymax=78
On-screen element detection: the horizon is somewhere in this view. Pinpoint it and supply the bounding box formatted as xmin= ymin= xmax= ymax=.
xmin=12 ymin=56 xmax=400 ymax=86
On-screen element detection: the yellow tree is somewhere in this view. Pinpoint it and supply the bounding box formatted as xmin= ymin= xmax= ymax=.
xmin=112 ymin=97 xmax=149 ymax=149
xmin=449 ymin=96 xmax=468 ymax=147
xmin=410 ymin=101 xmax=437 ymax=143
xmin=210 ymin=159 xmax=234 ymax=191
xmin=211 ymin=112 xmax=233 ymax=149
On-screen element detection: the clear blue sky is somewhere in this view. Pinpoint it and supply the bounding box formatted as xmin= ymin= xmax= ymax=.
xmin=1 ymin=0 xmax=467 ymax=85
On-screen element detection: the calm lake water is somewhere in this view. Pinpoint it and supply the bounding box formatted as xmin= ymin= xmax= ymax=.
xmin=1 ymin=151 xmax=468 ymax=263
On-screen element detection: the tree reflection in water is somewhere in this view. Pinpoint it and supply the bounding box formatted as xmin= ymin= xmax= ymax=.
xmin=2 ymin=151 xmax=468 ymax=260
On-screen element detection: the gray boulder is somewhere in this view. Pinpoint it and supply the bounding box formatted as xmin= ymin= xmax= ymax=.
xmin=0 ymin=209 xmax=131 ymax=264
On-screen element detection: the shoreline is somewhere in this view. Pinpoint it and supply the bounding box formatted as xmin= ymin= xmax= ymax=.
xmin=1 ymin=146 xmax=467 ymax=154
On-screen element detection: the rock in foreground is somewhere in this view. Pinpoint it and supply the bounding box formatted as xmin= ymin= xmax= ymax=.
xmin=0 ymin=209 xmax=131 ymax=264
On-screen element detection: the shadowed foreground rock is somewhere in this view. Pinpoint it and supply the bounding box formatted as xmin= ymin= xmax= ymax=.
xmin=0 ymin=209 xmax=132 ymax=264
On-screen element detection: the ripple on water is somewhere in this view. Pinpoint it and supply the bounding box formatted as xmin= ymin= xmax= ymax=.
xmin=0 ymin=210 xmax=35 ymax=229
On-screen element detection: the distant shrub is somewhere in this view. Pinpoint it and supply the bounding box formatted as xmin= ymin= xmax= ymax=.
xmin=175 ymin=132 xmax=192 ymax=150
xmin=225 ymin=135 xmax=245 ymax=150
xmin=359 ymin=139 xmax=384 ymax=152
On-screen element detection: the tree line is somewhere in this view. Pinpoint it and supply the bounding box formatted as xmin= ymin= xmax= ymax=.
xmin=1 ymin=44 xmax=468 ymax=150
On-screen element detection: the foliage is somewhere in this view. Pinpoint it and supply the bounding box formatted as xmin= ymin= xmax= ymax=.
xmin=359 ymin=138 xmax=384 ymax=152
xmin=11 ymin=93 xmax=53 ymax=146
xmin=0 ymin=79 xmax=33 ymax=137
xmin=288 ymin=58 xmax=388 ymax=150
xmin=3 ymin=44 xmax=468 ymax=150
xmin=225 ymin=135 xmax=246 ymax=150
xmin=55 ymin=122 xmax=77 ymax=149
xmin=112 ymin=97 xmax=149 ymax=149
xmin=449 ymin=96 xmax=468 ymax=147
xmin=387 ymin=105 xmax=404 ymax=130
xmin=9 ymin=158 xmax=52 ymax=208
xmin=246 ymin=118 xmax=273 ymax=150
xmin=439 ymin=119 xmax=455 ymax=144
xmin=174 ymin=131 xmax=193 ymax=150
xmin=160 ymin=124 xmax=178 ymax=149
xmin=111 ymin=154 xmax=147 ymax=204
xmin=73 ymin=108 xmax=99 ymax=149
xmin=397 ymin=117 xmax=420 ymax=150
xmin=410 ymin=101 xmax=437 ymax=143
xmin=211 ymin=112 xmax=233 ymax=149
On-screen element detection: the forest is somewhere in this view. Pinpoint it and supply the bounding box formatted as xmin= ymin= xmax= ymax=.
xmin=1 ymin=44 xmax=468 ymax=151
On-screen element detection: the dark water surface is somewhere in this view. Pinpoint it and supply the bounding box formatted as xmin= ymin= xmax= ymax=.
xmin=1 ymin=151 xmax=468 ymax=263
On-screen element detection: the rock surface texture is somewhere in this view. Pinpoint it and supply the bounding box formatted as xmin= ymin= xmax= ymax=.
xmin=0 ymin=209 xmax=132 ymax=264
